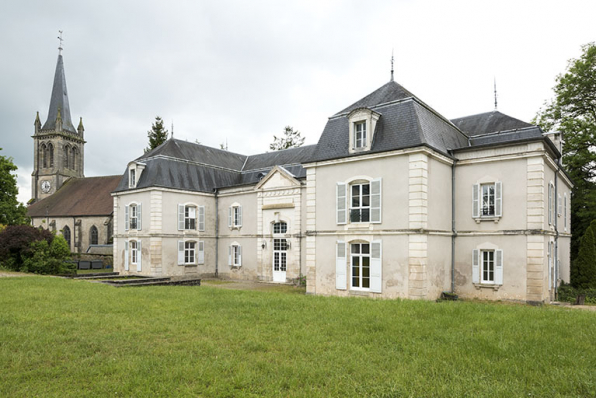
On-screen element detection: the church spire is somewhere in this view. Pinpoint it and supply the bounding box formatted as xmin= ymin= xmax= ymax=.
xmin=42 ymin=34 xmax=76 ymax=134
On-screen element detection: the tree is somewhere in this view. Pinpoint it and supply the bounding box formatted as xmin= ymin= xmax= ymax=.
xmin=0 ymin=148 xmax=28 ymax=225
xmin=145 ymin=116 xmax=169 ymax=153
xmin=571 ymin=220 xmax=596 ymax=288
xmin=534 ymin=43 xmax=596 ymax=260
xmin=0 ymin=225 xmax=53 ymax=271
xmin=269 ymin=126 xmax=305 ymax=151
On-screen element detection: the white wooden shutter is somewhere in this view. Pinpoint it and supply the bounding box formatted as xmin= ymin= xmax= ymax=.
xmin=125 ymin=205 xmax=129 ymax=231
xmin=137 ymin=203 xmax=142 ymax=230
xmin=178 ymin=204 xmax=185 ymax=230
xmin=564 ymin=194 xmax=567 ymax=230
xmin=238 ymin=206 xmax=242 ymax=227
xmin=228 ymin=207 xmax=232 ymax=227
xmin=558 ymin=194 xmax=562 ymax=216
xmin=336 ymin=183 xmax=347 ymax=225
xmin=198 ymin=241 xmax=204 ymax=264
xmin=548 ymin=184 xmax=552 ymax=225
xmin=495 ymin=249 xmax=503 ymax=285
xmin=472 ymin=184 xmax=480 ymax=218
xmin=370 ymin=240 xmax=382 ymax=293
xmin=228 ymin=245 xmax=232 ymax=266
xmin=198 ymin=206 xmax=205 ymax=231
xmin=472 ymin=249 xmax=479 ymax=283
xmin=548 ymin=242 xmax=552 ymax=288
xmin=124 ymin=241 xmax=129 ymax=271
xmin=137 ymin=240 xmax=142 ymax=272
xmin=371 ymin=179 xmax=382 ymax=223
xmin=178 ymin=241 xmax=184 ymax=265
xmin=336 ymin=241 xmax=347 ymax=290
xmin=238 ymin=245 xmax=242 ymax=266
xmin=495 ymin=182 xmax=502 ymax=217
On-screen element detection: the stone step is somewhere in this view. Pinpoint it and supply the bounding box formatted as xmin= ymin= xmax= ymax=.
xmin=103 ymin=277 xmax=172 ymax=285
xmin=74 ymin=272 xmax=120 ymax=279
xmin=114 ymin=278 xmax=202 ymax=287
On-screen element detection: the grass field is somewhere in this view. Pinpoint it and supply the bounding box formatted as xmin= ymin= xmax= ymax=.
xmin=1 ymin=276 xmax=595 ymax=397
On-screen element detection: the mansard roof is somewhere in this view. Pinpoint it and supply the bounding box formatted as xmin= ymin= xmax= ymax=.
xmin=310 ymin=81 xmax=469 ymax=162
xmin=28 ymin=176 xmax=121 ymax=217
xmin=42 ymin=54 xmax=76 ymax=133
xmin=451 ymin=111 xmax=533 ymax=136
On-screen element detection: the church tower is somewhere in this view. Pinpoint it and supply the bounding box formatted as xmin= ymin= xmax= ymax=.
xmin=31 ymin=44 xmax=85 ymax=203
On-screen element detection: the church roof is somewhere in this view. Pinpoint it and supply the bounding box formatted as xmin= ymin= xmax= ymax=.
xmin=28 ymin=176 xmax=121 ymax=218
xmin=41 ymin=54 xmax=76 ymax=133
xmin=451 ymin=111 xmax=533 ymax=136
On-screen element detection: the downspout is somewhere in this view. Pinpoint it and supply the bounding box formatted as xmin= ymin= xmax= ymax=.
xmin=554 ymin=157 xmax=560 ymax=300
xmin=451 ymin=158 xmax=457 ymax=294
xmin=214 ymin=188 xmax=219 ymax=278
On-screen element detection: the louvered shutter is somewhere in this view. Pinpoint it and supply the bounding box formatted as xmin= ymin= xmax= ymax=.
xmin=495 ymin=249 xmax=503 ymax=285
xmin=238 ymin=206 xmax=242 ymax=227
xmin=371 ymin=179 xmax=382 ymax=223
xmin=125 ymin=205 xmax=129 ymax=231
xmin=495 ymin=182 xmax=502 ymax=217
xmin=137 ymin=204 xmax=142 ymax=230
xmin=228 ymin=245 xmax=232 ymax=266
xmin=558 ymin=194 xmax=562 ymax=216
xmin=137 ymin=241 xmax=142 ymax=271
xmin=548 ymin=185 xmax=552 ymax=225
xmin=548 ymin=243 xmax=552 ymax=288
xmin=336 ymin=183 xmax=347 ymax=225
xmin=178 ymin=241 xmax=184 ymax=265
xmin=336 ymin=241 xmax=347 ymax=290
xmin=198 ymin=206 xmax=205 ymax=231
xmin=564 ymin=194 xmax=567 ymax=230
xmin=472 ymin=249 xmax=479 ymax=283
xmin=238 ymin=245 xmax=242 ymax=266
xmin=370 ymin=240 xmax=382 ymax=293
xmin=178 ymin=204 xmax=185 ymax=230
xmin=228 ymin=207 xmax=232 ymax=227
xmin=198 ymin=241 xmax=204 ymax=264
xmin=124 ymin=241 xmax=129 ymax=271
xmin=472 ymin=184 xmax=480 ymax=218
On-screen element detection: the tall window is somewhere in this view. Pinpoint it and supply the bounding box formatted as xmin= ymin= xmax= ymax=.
xmin=64 ymin=145 xmax=70 ymax=168
xmin=351 ymin=243 xmax=370 ymax=289
xmin=350 ymin=183 xmax=370 ymax=222
xmin=185 ymin=206 xmax=196 ymax=230
xmin=129 ymin=169 xmax=136 ymax=188
xmin=185 ymin=241 xmax=196 ymax=264
xmin=354 ymin=121 xmax=366 ymax=148
xmin=48 ymin=144 xmax=54 ymax=167
xmin=71 ymin=147 xmax=77 ymax=171
xmin=130 ymin=204 xmax=138 ymax=230
xmin=63 ymin=226 xmax=71 ymax=249
xmin=41 ymin=144 xmax=47 ymax=168
xmin=90 ymin=226 xmax=98 ymax=245
xmin=231 ymin=244 xmax=242 ymax=267
xmin=131 ymin=241 xmax=138 ymax=264
xmin=482 ymin=250 xmax=495 ymax=283
xmin=229 ymin=205 xmax=242 ymax=228
xmin=481 ymin=184 xmax=495 ymax=216
xmin=273 ymin=239 xmax=288 ymax=273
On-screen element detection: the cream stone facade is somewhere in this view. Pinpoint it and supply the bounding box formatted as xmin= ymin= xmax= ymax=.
xmin=112 ymin=80 xmax=572 ymax=303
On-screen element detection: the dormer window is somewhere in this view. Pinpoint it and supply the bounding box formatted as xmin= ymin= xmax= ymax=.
xmin=354 ymin=122 xmax=366 ymax=149
xmin=129 ymin=169 xmax=136 ymax=188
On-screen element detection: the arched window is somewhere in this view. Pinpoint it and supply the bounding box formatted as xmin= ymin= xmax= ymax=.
xmin=71 ymin=147 xmax=77 ymax=170
xmin=48 ymin=143 xmax=54 ymax=167
xmin=273 ymin=222 xmax=287 ymax=234
xmin=64 ymin=145 xmax=70 ymax=168
xmin=41 ymin=144 xmax=47 ymax=168
xmin=63 ymin=226 xmax=71 ymax=249
xmin=90 ymin=226 xmax=98 ymax=245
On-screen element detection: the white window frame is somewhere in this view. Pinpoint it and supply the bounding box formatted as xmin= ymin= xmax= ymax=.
xmin=130 ymin=240 xmax=138 ymax=264
xmin=273 ymin=238 xmax=288 ymax=273
xmin=472 ymin=248 xmax=503 ymax=286
xmin=185 ymin=241 xmax=196 ymax=264
xmin=129 ymin=169 xmax=136 ymax=188
xmin=185 ymin=205 xmax=197 ymax=230
xmin=229 ymin=204 xmax=242 ymax=228
xmin=273 ymin=221 xmax=287 ymax=234
xmin=473 ymin=181 xmax=502 ymax=220
xmin=354 ymin=121 xmax=367 ymax=149
xmin=230 ymin=244 xmax=242 ymax=267
xmin=340 ymin=177 xmax=381 ymax=224
xmin=350 ymin=183 xmax=370 ymax=223
xmin=350 ymin=242 xmax=371 ymax=291
xmin=481 ymin=250 xmax=495 ymax=284
xmin=129 ymin=204 xmax=139 ymax=230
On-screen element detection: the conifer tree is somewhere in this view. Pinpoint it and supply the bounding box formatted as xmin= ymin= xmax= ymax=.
xmin=269 ymin=126 xmax=305 ymax=151
xmin=145 ymin=116 xmax=169 ymax=153
xmin=571 ymin=220 xmax=596 ymax=288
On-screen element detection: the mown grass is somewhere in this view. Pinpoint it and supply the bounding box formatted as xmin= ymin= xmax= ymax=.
xmin=0 ymin=276 xmax=595 ymax=397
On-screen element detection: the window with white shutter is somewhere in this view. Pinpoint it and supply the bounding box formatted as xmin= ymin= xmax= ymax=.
xmin=336 ymin=183 xmax=347 ymax=225
xmin=125 ymin=205 xmax=130 ymax=231
xmin=472 ymin=184 xmax=480 ymax=218
xmin=124 ymin=241 xmax=129 ymax=271
xmin=137 ymin=204 xmax=142 ymax=230
xmin=137 ymin=240 xmax=142 ymax=272
xmin=178 ymin=204 xmax=185 ymax=231
xmin=472 ymin=249 xmax=479 ymax=284
xmin=229 ymin=205 xmax=242 ymax=228
xmin=370 ymin=179 xmax=382 ymax=223
xmin=178 ymin=241 xmax=184 ymax=265
xmin=198 ymin=241 xmax=205 ymax=264
xmin=370 ymin=240 xmax=382 ymax=293
xmin=198 ymin=206 xmax=205 ymax=232
xmin=336 ymin=241 xmax=347 ymax=290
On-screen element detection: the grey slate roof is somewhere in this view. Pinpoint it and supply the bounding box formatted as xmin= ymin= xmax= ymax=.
xmin=451 ymin=111 xmax=532 ymax=136
xmin=42 ymin=54 xmax=76 ymax=134
xmin=335 ymin=81 xmax=415 ymax=115
xmin=466 ymin=126 xmax=544 ymax=147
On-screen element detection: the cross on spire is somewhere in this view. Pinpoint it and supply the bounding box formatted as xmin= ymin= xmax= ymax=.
xmin=57 ymin=30 xmax=64 ymax=55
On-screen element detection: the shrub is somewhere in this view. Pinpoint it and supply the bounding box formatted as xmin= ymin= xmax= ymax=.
xmin=558 ymin=282 xmax=596 ymax=305
xmin=21 ymin=235 xmax=74 ymax=275
xmin=0 ymin=225 xmax=53 ymax=271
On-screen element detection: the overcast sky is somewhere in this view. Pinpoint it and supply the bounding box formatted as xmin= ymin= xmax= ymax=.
xmin=2 ymin=0 xmax=595 ymax=204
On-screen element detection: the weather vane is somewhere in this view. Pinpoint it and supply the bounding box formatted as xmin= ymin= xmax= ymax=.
xmin=58 ymin=30 xmax=64 ymax=55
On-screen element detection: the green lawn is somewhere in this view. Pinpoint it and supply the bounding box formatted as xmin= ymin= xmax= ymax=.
xmin=0 ymin=276 xmax=595 ymax=397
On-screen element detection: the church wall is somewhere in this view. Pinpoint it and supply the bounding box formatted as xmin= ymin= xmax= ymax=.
xmin=32 ymin=215 xmax=111 ymax=253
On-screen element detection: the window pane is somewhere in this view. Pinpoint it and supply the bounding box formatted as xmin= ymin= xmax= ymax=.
xmin=362 ymin=244 xmax=370 ymax=254
xmin=351 ymin=244 xmax=360 ymax=254
xmin=362 ymin=184 xmax=370 ymax=195
xmin=361 ymin=208 xmax=370 ymax=222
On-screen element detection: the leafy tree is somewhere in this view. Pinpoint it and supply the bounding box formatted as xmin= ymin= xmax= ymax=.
xmin=22 ymin=235 xmax=74 ymax=274
xmin=0 ymin=148 xmax=28 ymax=225
xmin=269 ymin=126 xmax=305 ymax=151
xmin=0 ymin=225 xmax=53 ymax=271
xmin=571 ymin=219 xmax=596 ymax=288
xmin=145 ymin=116 xmax=169 ymax=153
xmin=534 ymin=43 xmax=596 ymax=259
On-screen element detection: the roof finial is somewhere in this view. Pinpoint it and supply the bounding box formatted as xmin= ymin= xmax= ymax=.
xmin=390 ymin=49 xmax=394 ymax=82
xmin=494 ymin=77 xmax=498 ymax=111
xmin=171 ymin=120 xmax=174 ymax=138
xmin=57 ymin=30 xmax=64 ymax=55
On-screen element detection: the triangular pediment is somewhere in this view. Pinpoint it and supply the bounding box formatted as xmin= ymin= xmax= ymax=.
xmin=255 ymin=166 xmax=301 ymax=190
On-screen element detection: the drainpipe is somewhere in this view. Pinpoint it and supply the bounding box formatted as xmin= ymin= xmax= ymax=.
xmin=554 ymin=157 xmax=560 ymax=300
xmin=214 ymin=188 xmax=219 ymax=278
xmin=451 ymin=159 xmax=457 ymax=293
